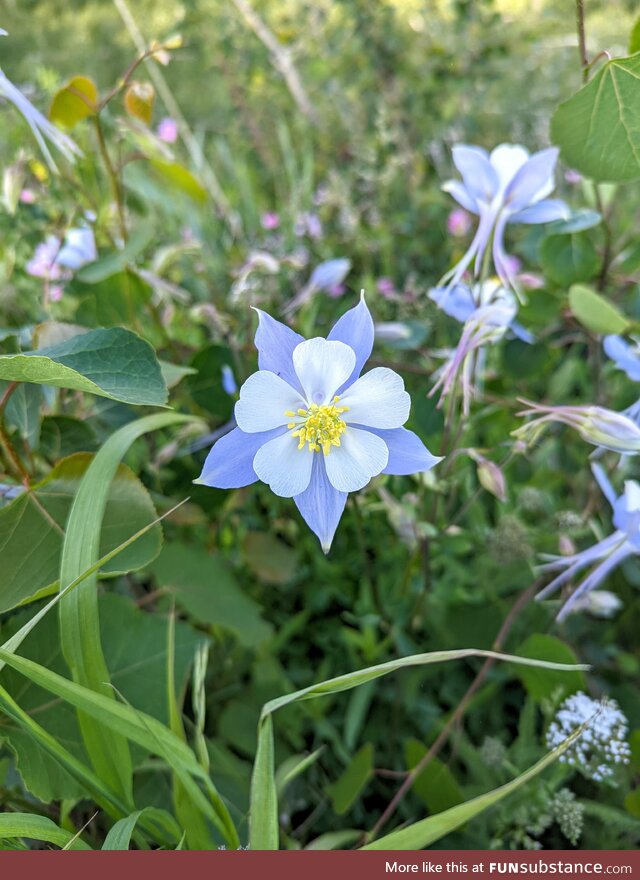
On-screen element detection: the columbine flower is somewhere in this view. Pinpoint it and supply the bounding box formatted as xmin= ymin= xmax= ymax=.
xmin=441 ymin=143 xmax=568 ymax=293
xmin=429 ymin=281 xmax=521 ymax=416
xmin=0 ymin=57 xmax=81 ymax=172
xmin=196 ymin=296 xmax=441 ymax=551
xmin=55 ymin=226 xmax=97 ymax=270
xmin=546 ymin=692 xmax=630 ymax=782
xmin=513 ymin=401 xmax=640 ymax=455
xmin=430 ymin=278 xmax=534 ymax=343
xmin=536 ymin=464 xmax=640 ymax=620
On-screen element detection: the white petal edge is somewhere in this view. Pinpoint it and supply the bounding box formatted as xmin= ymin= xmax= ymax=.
xmin=235 ymin=371 xmax=305 ymax=433
xmin=292 ymin=338 xmax=356 ymax=405
xmin=324 ymin=427 xmax=389 ymax=492
xmin=253 ymin=432 xmax=314 ymax=497
xmin=340 ymin=367 xmax=410 ymax=429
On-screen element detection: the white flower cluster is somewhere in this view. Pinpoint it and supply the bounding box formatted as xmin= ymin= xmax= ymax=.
xmin=546 ymin=692 xmax=631 ymax=782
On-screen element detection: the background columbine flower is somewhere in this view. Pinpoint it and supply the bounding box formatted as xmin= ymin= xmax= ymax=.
xmin=197 ymin=296 xmax=441 ymax=551
xmin=430 ymin=278 xmax=534 ymax=343
xmin=429 ymin=283 xmax=520 ymax=416
xmin=536 ymin=464 xmax=640 ymax=620
xmin=546 ymin=692 xmax=630 ymax=782
xmin=513 ymin=401 xmax=640 ymax=454
xmin=441 ymin=143 xmax=568 ymax=293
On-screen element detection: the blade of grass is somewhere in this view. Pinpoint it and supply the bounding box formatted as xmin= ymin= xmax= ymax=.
xmin=58 ymin=413 xmax=195 ymax=804
xmin=0 ymin=813 xmax=92 ymax=850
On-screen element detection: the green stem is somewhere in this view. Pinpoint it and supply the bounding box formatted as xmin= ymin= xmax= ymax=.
xmin=93 ymin=115 xmax=128 ymax=243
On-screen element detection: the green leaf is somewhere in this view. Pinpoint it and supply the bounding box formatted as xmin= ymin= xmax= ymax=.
xmin=569 ymin=284 xmax=631 ymax=335
xmin=49 ymin=75 xmax=98 ymax=128
xmin=242 ymin=532 xmax=298 ymax=585
xmin=630 ymin=16 xmax=640 ymax=54
xmin=363 ymin=726 xmax=586 ymax=849
xmin=305 ymin=830 xmax=363 ymax=850
xmin=249 ymin=649 xmax=588 ymax=850
xmin=514 ymin=634 xmax=585 ymax=702
xmin=327 ymin=744 xmax=374 ymax=815
xmin=102 ymin=807 xmax=180 ymax=850
xmin=72 ymin=271 xmax=152 ymax=328
xmin=538 ymin=233 xmax=598 ymax=287
xmin=551 ymin=53 xmax=640 ymax=182
xmin=0 ymin=813 xmax=91 ymax=850
xmin=0 ymin=453 xmax=162 ymax=613
xmin=76 ymin=224 xmax=155 ymax=284
xmin=39 ymin=415 xmax=97 ymax=460
xmin=405 ymin=739 xmax=463 ymax=815
xmin=149 ymin=542 xmax=273 ymax=647
xmin=2 ymin=382 xmax=42 ymax=447
xmin=0 ymin=328 xmax=167 ymax=406
xmin=275 ymin=747 xmax=324 ymax=797
xmin=149 ymin=159 xmax=207 ymax=204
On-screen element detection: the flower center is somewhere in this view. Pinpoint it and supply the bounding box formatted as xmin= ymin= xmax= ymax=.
xmin=285 ymin=397 xmax=349 ymax=455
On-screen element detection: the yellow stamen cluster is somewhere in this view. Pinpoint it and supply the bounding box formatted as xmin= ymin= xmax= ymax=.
xmin=285 ymin=396 xmax=349 ymax=455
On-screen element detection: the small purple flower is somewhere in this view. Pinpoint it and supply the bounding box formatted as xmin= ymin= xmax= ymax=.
xmin=441 ymin=143 xmax=569 ymax=292
xmin=295 ymin=211 xmax=323 ymax=240
xmin=376 ymin=277 xmax=397 ymax=299
xmin=326 ymin=283 xmax=346 ymax=298
xmin=537 ymin=464 xmax=640 ymax=620
xmin=564 ymin=168 xmax=583 ymax=185
xmin=156 ymin=117 xmax=178 ymax=144
xmin=196 ymin=296 xmax=441 ymax=551
xmin=260 ymin=212 xmax=280 ymax=231
xmin=20 ymin=188 xmax=36 ymax=204
xmin=446 ymin=208 xmax=472 ymax=238
xmin=26 ymin=235 xmax=67 ymax=281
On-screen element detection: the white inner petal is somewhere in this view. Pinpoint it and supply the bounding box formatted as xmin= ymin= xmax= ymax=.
xmin=253 ymin=432 xmax=314 ymax=497
xmin=235 ymin=371 xmax=305 ymax=433
xmin=292 ymin=338 xmax=356 ymax=405
xmin=490 ymin=144 xmax=530 ymax=193
xmin=340 ymin=367 xmax=410 ymax=429
xmin=324 ymin=427 xmax=389 ymax=492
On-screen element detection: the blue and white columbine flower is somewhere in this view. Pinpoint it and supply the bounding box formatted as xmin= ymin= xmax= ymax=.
xmin=536 ymin=464 xmax=640 ymax=620
xmin=513 ymin=401 xmax=640 ymax=455
xmin=0 ymin=33 xmax=81 ymax=172
xmin=441 ymin=143 xmax=568 ymax=292
xmin=197 ymin=296 xmax=441 ymax=551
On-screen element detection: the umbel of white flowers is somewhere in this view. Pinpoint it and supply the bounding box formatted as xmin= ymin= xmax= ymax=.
xmin=0 ymin=30 xmax=81 ymax=171
xmin=546 ymin=692 xmax=630 ymax=783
